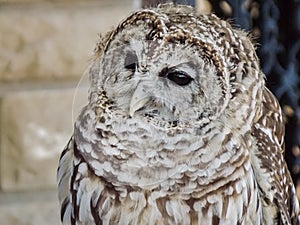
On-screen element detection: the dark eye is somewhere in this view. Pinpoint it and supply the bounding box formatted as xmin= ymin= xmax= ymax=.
xmin=167 ymin=71 xmax=193 ymax=86
xmin=124 ymin=52 xmax=138 ymax=71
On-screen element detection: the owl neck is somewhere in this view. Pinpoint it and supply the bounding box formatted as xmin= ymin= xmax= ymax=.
xmin=74 ymin=104 xmax=251 ymax=196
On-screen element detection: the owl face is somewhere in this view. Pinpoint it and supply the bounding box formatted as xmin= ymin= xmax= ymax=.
xmin=99 ymin=19 xmax=225 ymax=128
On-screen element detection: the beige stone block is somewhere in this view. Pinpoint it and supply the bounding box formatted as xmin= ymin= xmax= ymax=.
xmin=0 ymin=190 xmax=60 ymax=225
xmin=0 ymin=84 xmax=88 ymax=191
xmin=0 ymin=0 xmax=133 ymax=82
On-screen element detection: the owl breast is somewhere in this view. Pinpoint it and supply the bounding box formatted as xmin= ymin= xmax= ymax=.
xmin=75 ymin=101 xmax=251 ymax=191
xmin=71 ymin=107 xmax=262 ymax=224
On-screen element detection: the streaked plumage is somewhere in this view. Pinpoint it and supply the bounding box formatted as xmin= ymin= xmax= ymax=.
xmin=57 ymin=4 xmax=300 ymax=225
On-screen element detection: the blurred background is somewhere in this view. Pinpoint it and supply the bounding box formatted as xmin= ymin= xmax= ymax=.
xmin=0 ymin=0 xmax=299 ymax=225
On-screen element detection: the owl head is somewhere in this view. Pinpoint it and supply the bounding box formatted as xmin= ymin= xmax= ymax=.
xmin=91 ymin=4 xmax=263 ymax=130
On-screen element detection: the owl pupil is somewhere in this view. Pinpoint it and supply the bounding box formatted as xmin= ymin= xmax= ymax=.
xmin=167 ymin=71 xmax=193 ymax=86
xmin=124 ymin=52 xmax=138 ymax=71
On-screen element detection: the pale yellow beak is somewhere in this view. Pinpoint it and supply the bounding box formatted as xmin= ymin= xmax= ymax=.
xmin=129 ymin=85 xmax=151 ymax=117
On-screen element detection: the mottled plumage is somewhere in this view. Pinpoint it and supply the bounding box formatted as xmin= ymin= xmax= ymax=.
xmin=57 ymin=4 xmax=300 ymax=225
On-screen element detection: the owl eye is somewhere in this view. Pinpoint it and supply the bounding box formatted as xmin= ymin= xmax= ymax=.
xmin=124 ymin=52 xmax=138 ymax=71
xmin=167 ymin=71 xmax=193 ymax=86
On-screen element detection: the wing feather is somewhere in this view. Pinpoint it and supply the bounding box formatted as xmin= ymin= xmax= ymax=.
xmin=251 ymin=88 xmax=300 ymax=225
xmin=57 ymin=137 xmax=75 ymax=225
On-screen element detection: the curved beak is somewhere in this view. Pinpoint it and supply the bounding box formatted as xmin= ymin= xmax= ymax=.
xmin=129 ymin=85 xmax=151 ymax=117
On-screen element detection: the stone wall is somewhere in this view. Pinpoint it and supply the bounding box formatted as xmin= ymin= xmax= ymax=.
xmin=0 ymin=1 xmax=134 ymax=224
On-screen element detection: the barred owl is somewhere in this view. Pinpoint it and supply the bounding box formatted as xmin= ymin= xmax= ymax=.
xmin=57 ymin=4 xmax=300 ymax=225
